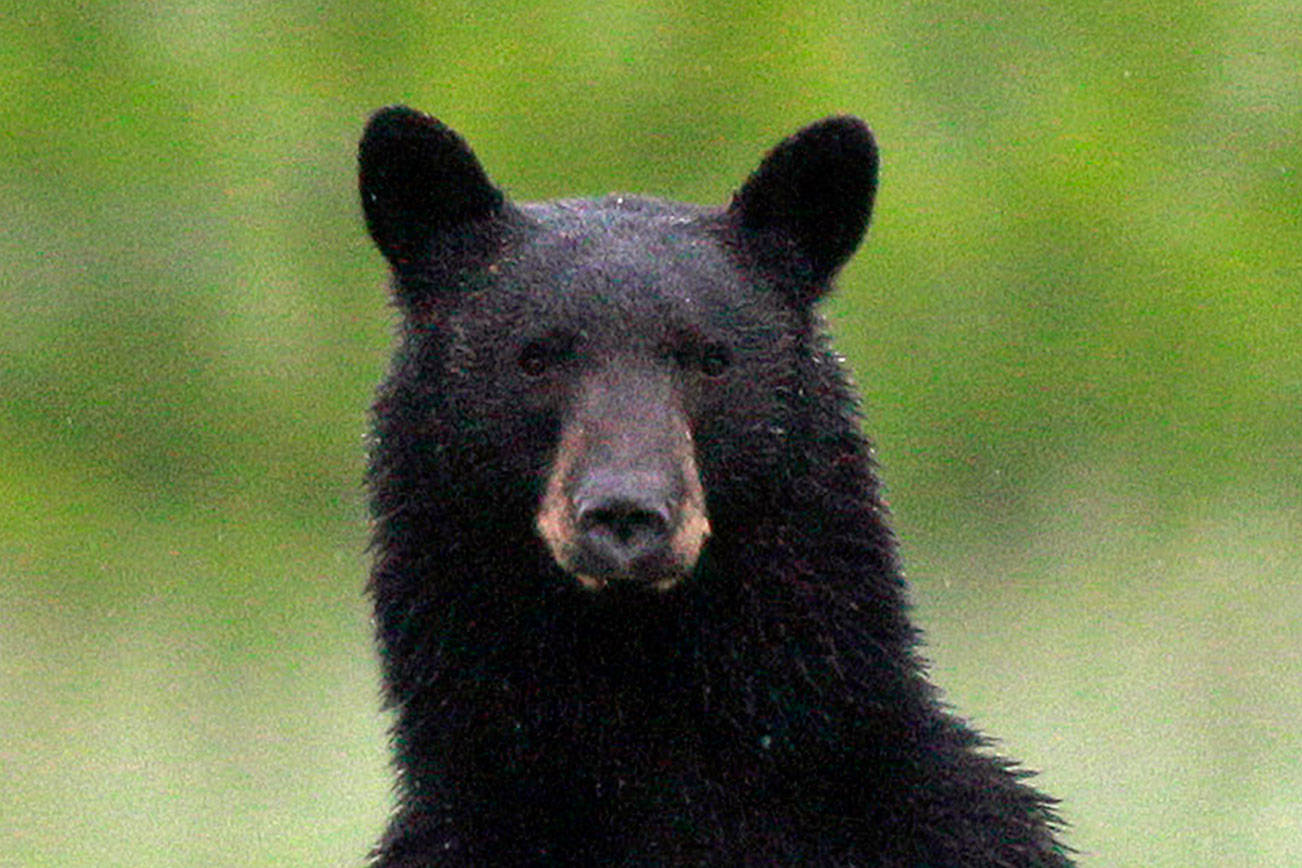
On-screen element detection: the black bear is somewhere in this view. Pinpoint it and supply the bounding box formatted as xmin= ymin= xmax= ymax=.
xmin=358 ymin=105 xmax=1072 ymax=866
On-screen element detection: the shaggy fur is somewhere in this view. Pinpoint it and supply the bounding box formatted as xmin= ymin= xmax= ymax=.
xmin=359 ymin=106 xmax=1072 ymax=866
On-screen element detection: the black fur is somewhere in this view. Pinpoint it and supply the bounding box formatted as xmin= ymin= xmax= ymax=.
xmin=359 ymin=106 xmax=1073 ymax=866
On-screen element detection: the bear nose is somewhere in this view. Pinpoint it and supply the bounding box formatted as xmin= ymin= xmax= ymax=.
xmin=580 ymin=498 xmax=671 ymax=553
xmin=574 ymin=493 xmax=674 ymax=581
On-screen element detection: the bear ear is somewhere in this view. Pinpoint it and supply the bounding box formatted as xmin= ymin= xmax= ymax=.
xmin=359 ymin=105 xmax=506 ymax=266
xmin=727 ymin=116 xmax=878 ymax=298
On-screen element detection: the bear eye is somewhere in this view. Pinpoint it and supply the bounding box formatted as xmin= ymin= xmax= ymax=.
xmin=517 ymin=342 xmax=552 ymax=377
xmin=700 ymin=343 xmax=732 ymax=377
xmin=517 ymin=332 xmax=577 ymax=377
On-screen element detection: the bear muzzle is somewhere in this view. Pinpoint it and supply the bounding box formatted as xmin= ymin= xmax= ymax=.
xmin=535 ymin=373 xmax=710 ymax=592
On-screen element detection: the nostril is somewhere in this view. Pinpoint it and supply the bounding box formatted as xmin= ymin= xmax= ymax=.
xmin=577 ymin=499 xmax=671 ymax=557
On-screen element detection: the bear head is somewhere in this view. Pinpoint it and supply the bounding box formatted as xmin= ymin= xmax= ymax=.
xmin=359 ymin=106 xmax=878 ymax=595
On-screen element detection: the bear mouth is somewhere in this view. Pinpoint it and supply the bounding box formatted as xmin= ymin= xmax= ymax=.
xmin=573 ymin=571 xmax=684 ymax=593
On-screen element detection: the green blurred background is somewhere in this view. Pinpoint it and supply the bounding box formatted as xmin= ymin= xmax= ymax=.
xmin=2 ymin=1 xmax=1298 ymax=865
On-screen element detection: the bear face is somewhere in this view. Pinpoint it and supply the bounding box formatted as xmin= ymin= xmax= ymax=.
xmin=358 ymin=107 xmax=1071 ymax=867
xmin=361 ymin=108 xmax=878 ymax=598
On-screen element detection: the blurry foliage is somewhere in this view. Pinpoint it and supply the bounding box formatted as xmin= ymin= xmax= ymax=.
xmin=2 ymin=1 xmax=1298 ymax=865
